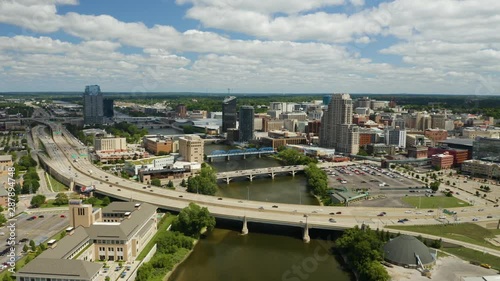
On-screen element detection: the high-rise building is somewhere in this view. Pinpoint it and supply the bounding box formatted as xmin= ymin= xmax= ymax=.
xmin=239 ymin=105 xmax=254 ymax=142
xmin=385 ymin=128 xmax=407 ymax=148
xmin=176 ymin=104 xmax=187 ymax=118
xmin=179 ymin=135 xmax=204 ymax=163
xmin=222 ymin=96 xmax=237 ymax=132
xmin=320 ymin=93 xmax=359 ymax=154
xmin=94 ymin=137 xmax=126 ymax=152
xmin=103 ymin=98 xmax=114 ymax=118
xmin=83 ymin=85 xmax=104 ymax=125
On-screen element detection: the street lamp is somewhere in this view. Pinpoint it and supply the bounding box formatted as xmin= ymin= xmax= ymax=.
xmin=303 ymin=214 xmax=308 ymax=225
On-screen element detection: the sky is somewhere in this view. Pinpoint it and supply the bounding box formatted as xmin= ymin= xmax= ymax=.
xmin=0 ymin=0 xmax=499 ymax=95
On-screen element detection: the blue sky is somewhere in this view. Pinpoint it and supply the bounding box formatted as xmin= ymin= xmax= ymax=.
xmin=0 ymin=0 xmax=499 ymax=94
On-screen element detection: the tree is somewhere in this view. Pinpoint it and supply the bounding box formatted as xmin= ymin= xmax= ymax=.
xmin=30 ymin=240 xmax=36 ymax=252
xmin=85 ymin=197 xmax=98 ymax=205
xmin=304 ymin=163 xmax=328 ymax=197
xmin=22 ymin=244 xmax=28 ymax=253
xmin=60 ymin=230 xmax=66 ymax=239
xmin=186 ymin=166 xmax=217 ymax=195
xmin=171 ymin=203 xmax=216 ymax=238
xmin=151 ymin=178 xmax=161 ymax=187
xmin=167 ymin=180 xmax=174 ymax=188
xmin=54 ymin=192 xmax=69 ymax=206
xmin=30 ymin=195 xmax=46 ymax=208
xmin=101 ymin=196 xmax=111 ymax=206
xmin=180 ymin=179 xmax=187 ymax=187
xmin=0 ymin=213 xmax=6 ymax=226
xmin=430 ymin=181 xmax=440 ymax=192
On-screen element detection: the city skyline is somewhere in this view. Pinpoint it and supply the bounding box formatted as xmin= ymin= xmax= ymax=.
xmin=1 ymin=0 xmax=499 ymax=95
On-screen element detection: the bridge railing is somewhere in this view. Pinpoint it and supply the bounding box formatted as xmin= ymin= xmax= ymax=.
xmin=209 ymin=147 xmax=276 ymax=156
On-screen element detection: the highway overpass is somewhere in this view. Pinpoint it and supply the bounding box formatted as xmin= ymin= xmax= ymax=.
xmin=31 ymin=121 xmax=500 ymax=247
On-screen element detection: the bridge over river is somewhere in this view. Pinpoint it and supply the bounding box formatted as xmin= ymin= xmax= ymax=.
xmin=216 ymin=165 xmax=306 ymax=183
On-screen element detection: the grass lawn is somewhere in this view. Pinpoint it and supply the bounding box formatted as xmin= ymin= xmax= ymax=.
xmin=387 ymin=223 xmax=500 ymax=250
xmin=402 ymin=196 xmax=470 ymax=209
xmin=443 ymin=247 xmax=500 ymax=270
xmin=136 ymin=213 xmax=176 ymax=261
xmin=46 ymin=172 xmax=69 ymax=192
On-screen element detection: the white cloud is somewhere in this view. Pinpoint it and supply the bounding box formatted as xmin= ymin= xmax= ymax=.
xmin=0 ymin=0 xmax=499 ymax=94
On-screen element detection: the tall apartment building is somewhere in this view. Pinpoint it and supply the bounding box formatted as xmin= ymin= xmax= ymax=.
xmin=179 ymin=135 xmax=204 ymax=163
xmin=94 ymin=137 xmax=126 ymax=152
xmin=103 ymin=98 xmax=114 ymax=118
xmin=262 ymin=118 xmax=284 ymax=132
xmin=239 ymin=105 xmax=254 ymax=142
xmin=222 ymin=96 xmax=237 ymax=132
xmin=320 ymin=93 xmax=359 ymax=154
xmin=83 ymin=85 xmax=104 ymax=125
xmin=176 ymin=104 xmax=187 ymax=118
xmin=384 ymin=128 xmax=407 ymax=148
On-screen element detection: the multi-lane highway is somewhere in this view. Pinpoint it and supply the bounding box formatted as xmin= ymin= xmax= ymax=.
xmin=30 ymin=121 xmax=500 ymax=254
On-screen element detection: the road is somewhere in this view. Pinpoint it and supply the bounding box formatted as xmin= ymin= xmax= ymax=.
xmin=30 ymin=120 xmax=500 ymax=257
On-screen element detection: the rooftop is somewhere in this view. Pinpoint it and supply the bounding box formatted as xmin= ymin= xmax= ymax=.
xmin=18 ymin=258 xmax=102 ymax=280
xmin=0 ymin=155 xmax=13 ymax=161
xmin=438 ymin=138 xmax=474 ymax=147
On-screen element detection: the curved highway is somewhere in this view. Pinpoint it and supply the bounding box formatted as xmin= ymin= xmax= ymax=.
xmin=31 ymin=121 xmax=500 ymax=255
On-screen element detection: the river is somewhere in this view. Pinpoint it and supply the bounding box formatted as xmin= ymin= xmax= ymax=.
xmin=168 ymin=228 xmax=353 ymax=281
xmin=205 ymin=144 xmax=319 ymax=205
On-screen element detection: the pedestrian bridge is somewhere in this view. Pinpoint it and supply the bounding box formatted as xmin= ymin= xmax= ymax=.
xmin=216 ymin=165 xmax=306 ymax=183
xmin=207 ymin=147 xmax=275 ymax=161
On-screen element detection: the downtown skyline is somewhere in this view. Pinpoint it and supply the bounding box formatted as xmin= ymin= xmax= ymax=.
xmin=0 ymin=0 xmax=499 ymax=95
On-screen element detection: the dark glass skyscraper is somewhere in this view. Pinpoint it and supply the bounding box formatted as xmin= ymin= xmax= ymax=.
xmin=83 ymin=85 xmax=104 ymax=125
xmin=239 ymin=105 xmax=254 ymax=142
xmin=103 ymin=98 xmax=114 ymax=118
xmin=473 ymin=137 xmax=500 ymax=162
xmin=222 ymin=96 xmax=237 ymax=133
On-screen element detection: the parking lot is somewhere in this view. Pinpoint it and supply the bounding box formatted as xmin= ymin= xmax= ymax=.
xmin=323 ymin=164 xmax=438 ymax=207
xmin=0 ymin=210 xmax=69 ymax=266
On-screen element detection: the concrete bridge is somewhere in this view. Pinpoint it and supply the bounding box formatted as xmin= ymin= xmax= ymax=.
xmin=207 ymin=147 xmax=276 ymax=161
xmin=216 ymin=165 xmax=306 ymax=183
xmin=32 ymin=121 xmax=500 ymax=248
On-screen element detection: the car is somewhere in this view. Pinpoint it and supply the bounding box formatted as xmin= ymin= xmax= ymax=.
xmin=494 ymin=205 xmax=499 ymax=207
xmin=218 ymin=197 xmax=223 ymax=200
xmin=329 ymin=212 xmax=335 ymax=215
xmin=38 ymin=215 xmax=45 ymax=218
xmin=329 ymin=218 xmax=336 ymax=223
xmin=258 ymin=207 xmax=264 ymax=210
xmin=126 ymin=265 xmax=131 ymax=271
xmin=377 ymin=213 xmax=384 ymax=217
xmin=428 ymin=210 xmax=434 ymax=213
xmin=178 ymin=195 xmax=183 ymax=198
xmin=149 ymin=189 xmax=153 ymax=192
xmin=312 ymin=211 xmax=318 ymax=213
xmin=336 ymin=211 xmax=342 ymax=215
xmin=20 ymin=238 xmax=29 ymax=243
xmin=397 ymin=219 xmax=405 ymax=223
xmin=121 ymin=272 xmax=127 ymax=278
xmin=143 ymin=186 xmax=147 ymax=189
xmin=117 ymin=189 xmax=121 ymax=191
xmin=487 ymin=215 xmax=493 ymax=218
xmin=404 ymin=210 xmax=412 ymax=214
xmin=115 ymin=267 xmax=121 ymax=271
xmin=272 ymin=205 xmax=278 ymax=208
xmin=60 ymin=214 xmax=66 ymax=218
xmin=472 ymin=218 xmax=479 ymax=221
xmin=238 ymin=200 xmax=243 ymax=203
xmin=478 ymin=208 xmax=485 ymax=211
xmin=109 ymin=184 xmax=112 ymax=187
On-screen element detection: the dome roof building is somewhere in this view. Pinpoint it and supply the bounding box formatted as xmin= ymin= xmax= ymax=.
xmin=383 ymin=235 xmax=436 ymax=268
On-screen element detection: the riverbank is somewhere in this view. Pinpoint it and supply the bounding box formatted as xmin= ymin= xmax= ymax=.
xmin=163 ymin=239 xmax=200 ymax=281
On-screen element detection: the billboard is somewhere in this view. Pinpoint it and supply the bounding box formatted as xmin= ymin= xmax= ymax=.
xmin=80 ymin=185 xmax=95 ymax=193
